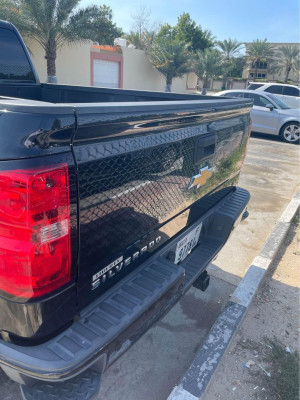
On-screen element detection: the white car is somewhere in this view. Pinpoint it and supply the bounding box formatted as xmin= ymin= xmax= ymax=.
xmin=215 ymin=89 xmax=299 ymax=144
xmin=247 ymin=82 xmax=300 ymax=109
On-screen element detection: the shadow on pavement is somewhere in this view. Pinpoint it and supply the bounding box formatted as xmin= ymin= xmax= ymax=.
xmin=251 ymin=131 xmax=283 ymax=143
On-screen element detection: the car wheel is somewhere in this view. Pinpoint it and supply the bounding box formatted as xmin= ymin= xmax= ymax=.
xmin=280 ymin=122 xmax=300 ymax=144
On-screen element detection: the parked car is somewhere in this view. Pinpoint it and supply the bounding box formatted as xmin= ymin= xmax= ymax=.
xmin=0 ymin=20 xmax=252 ymax=400
xmin=247 ymin=82 xmax=300 ymax=109
xmin=215 ymin=89 xmax=300 ymax=144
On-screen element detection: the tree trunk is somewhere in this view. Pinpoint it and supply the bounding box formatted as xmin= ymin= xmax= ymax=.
xmin=254 ymin=62 xmax=258 ymax=82
xmin=284 ymin=66 xmax=291 ymax=83
xmin=165 ymin=74 xmax=172 ymax=92
xmin=201 ymin=76 xmax=208 ymax=95
xmin=222 ymin=75 xmax=227 ymax=90
xmin=45 ymin=36 xmax=57 ymax=83
xmin=46 ymin=57 xmax=57 ymax=83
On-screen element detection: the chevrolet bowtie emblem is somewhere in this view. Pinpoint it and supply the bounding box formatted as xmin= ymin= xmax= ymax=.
xmin=188 ymin=166 xmax=214 ymax=190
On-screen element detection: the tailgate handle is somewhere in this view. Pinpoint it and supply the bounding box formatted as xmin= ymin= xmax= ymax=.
xmin=194 ymin=133 xmax=216 ymax=164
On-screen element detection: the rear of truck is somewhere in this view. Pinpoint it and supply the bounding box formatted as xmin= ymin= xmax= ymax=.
xmin=0 ymin=19 xmax=252 ymax=394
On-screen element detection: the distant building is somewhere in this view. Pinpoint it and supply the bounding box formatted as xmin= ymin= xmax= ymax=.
xmin=26 ymin=40 xmax=198 ymax=93
xmin=242 ymin=43 xmax=299 ymax=84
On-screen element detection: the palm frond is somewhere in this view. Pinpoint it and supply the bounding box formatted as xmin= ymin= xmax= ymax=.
xmin=147 ymin=37 xmax=192 ymax=83
xmin=193 ymin=49 xmax=223 ymax=79
xmin=216 ymin=38 xmax=243 ymax=59
xmin=247 ymin=39 xmax=274 ymax=63
xmin=270 ymin=45 xmax=300 ymax=82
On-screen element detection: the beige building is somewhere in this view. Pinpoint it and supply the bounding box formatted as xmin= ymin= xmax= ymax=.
xmin=27 ymin=40 xmax=198 ymax=94
xmin=242 ymin=42 xmax=299 ymax=84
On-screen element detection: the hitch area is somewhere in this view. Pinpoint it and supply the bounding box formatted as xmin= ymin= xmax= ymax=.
xmin=241 ymin=208 xmax=249 ymax=221
xmin=192 ymin=270 xmax=210 ymax=291
xmin=20 ymin=368 xmax=101 ymax=400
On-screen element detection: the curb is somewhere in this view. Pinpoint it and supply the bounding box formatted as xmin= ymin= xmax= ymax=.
xmin=167 ymin=189 xmax=300 ymax=400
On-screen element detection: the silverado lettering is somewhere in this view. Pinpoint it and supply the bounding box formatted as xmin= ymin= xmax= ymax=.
xmin=92 ymin=236 xmax=162 ymax=289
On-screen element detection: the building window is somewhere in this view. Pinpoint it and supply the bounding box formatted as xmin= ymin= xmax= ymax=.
xmin=249 ymin=73 xmax=266 ymax=79
xmin=251 ymin=61 xmax=268 ymax=69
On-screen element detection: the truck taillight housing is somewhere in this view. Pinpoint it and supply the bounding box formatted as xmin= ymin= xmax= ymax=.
xmin=0 ymin=164 xmax=71 ymax=298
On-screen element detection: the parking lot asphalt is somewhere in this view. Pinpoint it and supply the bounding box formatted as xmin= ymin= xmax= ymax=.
xmin=0 ymin=133 xmax=299 ymax=400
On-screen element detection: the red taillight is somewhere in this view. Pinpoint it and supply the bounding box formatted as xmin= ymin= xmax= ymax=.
xmin=0 ymin=164 xmax=71 ymax=298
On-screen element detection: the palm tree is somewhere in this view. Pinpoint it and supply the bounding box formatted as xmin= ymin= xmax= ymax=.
xmin=202 ymin=29 xmax=216 ymax=49
xmin=125 ymin=31 xmax=142 ymax=49
xmin=126 ymin=29 xmax=156 ymax=50
xmin=216 ymin=38 xmax=243 ymax=88
xmin=193 ymin=49 xmax=223 ymax=91
xmin=271 ymin=45 xmax=300 ymax=83
xmin=147 ymin=37 xmax=191 ymax=92
xmin=217 ymin=38 xmax=243 ymax=59
xmin=247 ymin=39 xmax=274 ymax=81
xmin=0 ymin=0 xmax=122 ymax=83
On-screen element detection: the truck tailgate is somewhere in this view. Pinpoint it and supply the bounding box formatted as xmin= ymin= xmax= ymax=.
xmin=73 ymin=100 xmax=251 ymax=308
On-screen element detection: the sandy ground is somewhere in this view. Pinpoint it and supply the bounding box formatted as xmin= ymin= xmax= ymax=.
xmin=202 ymin=218 xmax=300 ymax=400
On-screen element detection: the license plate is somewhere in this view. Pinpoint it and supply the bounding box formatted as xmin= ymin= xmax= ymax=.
xmin=174 ymin=223 xmax=202 ymax=264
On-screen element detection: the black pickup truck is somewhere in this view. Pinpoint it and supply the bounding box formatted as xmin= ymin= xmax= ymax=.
xmin=0 ymin=20 xmax=252 ymax=399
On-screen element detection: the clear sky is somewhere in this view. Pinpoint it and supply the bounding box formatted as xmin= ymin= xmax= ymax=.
xmin=81 ymin=0 xmax=299 ymax=44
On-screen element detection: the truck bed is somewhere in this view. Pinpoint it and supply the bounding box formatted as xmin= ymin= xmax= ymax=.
xmin=0 ymin=81 xmax=238 ymax=103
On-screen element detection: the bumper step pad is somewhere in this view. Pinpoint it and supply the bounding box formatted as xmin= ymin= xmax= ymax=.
xmin=21 ymin=369 xmax=101 ymax=400
xmin=0 ymin=259 xmax=184 ymax=380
